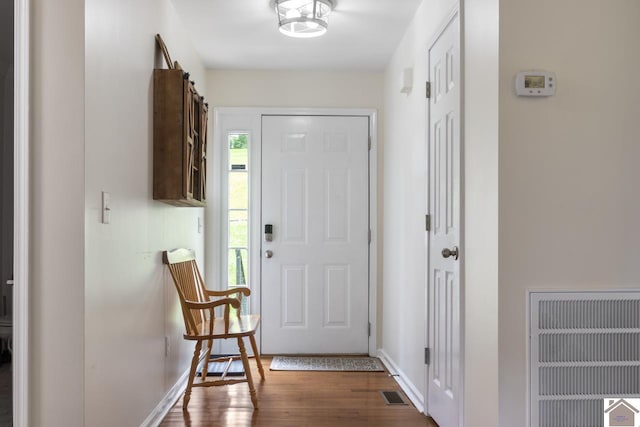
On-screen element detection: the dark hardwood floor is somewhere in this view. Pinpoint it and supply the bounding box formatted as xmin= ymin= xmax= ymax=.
xmin=160 ymin=357 xmax=438 ymax=427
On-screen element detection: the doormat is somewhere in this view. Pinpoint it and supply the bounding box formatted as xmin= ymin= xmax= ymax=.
xmin=197 ymin=355 xmax=245 ymax=377
xmin=270 ymin=356 xmax=384 ymax=372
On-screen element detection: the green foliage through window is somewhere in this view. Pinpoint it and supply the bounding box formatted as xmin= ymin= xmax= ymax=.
xmin=229 ymin=134 xmax=248 ymax=149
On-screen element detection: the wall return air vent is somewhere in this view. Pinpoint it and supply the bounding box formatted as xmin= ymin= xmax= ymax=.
xmin=529 ymin=291 xmax=640 ymax=427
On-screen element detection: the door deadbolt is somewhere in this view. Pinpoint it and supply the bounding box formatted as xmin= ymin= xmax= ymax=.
xmin=265 ymin=250 xmax=273 ymax=259
xmin=441 ymin=246 xmax=459 ymax=260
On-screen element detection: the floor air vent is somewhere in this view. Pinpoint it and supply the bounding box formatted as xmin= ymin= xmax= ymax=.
xmin=380 ymin=390 xmax=407 ymax=405
xmin=529 ymin=291 xmax=640 ymax=427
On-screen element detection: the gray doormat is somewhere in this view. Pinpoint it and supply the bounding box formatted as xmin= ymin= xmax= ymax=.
xmin=270 ymin=356 xmax=384 ymax=372
xmin=197 ymin=355 xmax=245 ymax=377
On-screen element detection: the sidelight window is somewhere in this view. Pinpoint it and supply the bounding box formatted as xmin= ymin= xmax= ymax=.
xmin=227 ymin=133 xmax=250 ymax=314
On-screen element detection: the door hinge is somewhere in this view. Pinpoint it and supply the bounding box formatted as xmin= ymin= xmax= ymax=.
xmin=425 ymin=214 xmax=431 ymax=232
xmin=368 ymin=136 xmax=372 ymax=151
xmin=368 ymin=229 xmax=372 ymax=244
xmin=424 ymin=347 xmax=430 ymax=365
xmin=368 ymin=322 xmax=371 ymax=337
xmin=426 ymin=81 xmax=431 ymax=99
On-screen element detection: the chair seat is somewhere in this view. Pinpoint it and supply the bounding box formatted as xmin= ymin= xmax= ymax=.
xmin=186 ymin=314 xmax=261 ymax=340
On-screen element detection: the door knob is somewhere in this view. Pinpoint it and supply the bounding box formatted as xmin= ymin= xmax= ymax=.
xmin=265 ymin=250 xmax=273 ymax=259
xmin=441 ymin=246 xmax=459 ymax=260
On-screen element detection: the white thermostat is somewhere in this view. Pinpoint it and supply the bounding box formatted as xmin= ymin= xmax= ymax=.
xmin=515 ymin=71 xmax=556 ymax=96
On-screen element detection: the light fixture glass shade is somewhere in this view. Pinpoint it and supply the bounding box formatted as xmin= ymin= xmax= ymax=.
xmin=275 ymin=0 xmax=335 ymax=38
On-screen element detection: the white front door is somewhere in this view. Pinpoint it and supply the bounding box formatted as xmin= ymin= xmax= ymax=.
xmin=427 ymin=12 xmax=461 ymax=427
xmin=261 ymin=115 xmax=369 ymax=354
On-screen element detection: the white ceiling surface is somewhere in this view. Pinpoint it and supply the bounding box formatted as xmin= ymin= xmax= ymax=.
xmin=170 ymin=0 xmax=423 ymax=71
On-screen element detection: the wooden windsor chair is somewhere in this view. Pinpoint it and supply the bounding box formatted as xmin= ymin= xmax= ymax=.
xmin=163 ymin=248 xmax=265 ymax=409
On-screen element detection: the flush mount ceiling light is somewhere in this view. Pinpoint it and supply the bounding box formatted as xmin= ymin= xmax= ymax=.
xmin=273 ymin=0 xmax=337 ymax=38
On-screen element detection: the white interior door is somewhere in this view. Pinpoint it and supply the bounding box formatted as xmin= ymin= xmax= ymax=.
xmin=427 ymin=12 xmax=461 ymax=427
xmin=261 ymin=115 xmax=369 ymax=354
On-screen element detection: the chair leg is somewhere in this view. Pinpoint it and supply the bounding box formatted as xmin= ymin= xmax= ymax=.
xmin=183 ymin=340 xmax=203 ymax=409
xmin=238 ymin=337 xmax=258 ymax=409
xmin=249 ymin=334 xmax=265 ymax=380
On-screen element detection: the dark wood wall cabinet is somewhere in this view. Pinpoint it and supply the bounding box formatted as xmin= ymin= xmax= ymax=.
xmin=153 ymin=68 xmax=208 ymax=207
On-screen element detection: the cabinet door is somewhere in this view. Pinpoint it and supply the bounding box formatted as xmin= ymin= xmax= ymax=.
xmin=198 ymin=103 xmax=208 ymax=202
xmin=184 ymin=80 xmax=197 ymax=199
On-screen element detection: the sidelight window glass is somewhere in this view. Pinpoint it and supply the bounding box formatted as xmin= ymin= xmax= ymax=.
xmin=227 ymin=133 xmax=250 ymax=314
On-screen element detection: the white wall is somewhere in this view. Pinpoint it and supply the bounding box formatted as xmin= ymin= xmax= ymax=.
xmin=29 ymin=0 xmax=84 ymax=426
xmin=382 ymin=0 xmax=457 ymax=409
xmin=204 ymin=69 xmax=384 ymax=341
xmin=498 ymin=0 xmax=640 ymax=425
xmin=84 ymin=1 xmax=206 ymax=426
xmin=206 ymin=70 xmax=384 ymax=109
xmin=31 ymin=0 xmax=85 ymax=425
xmin=463 ymin=0 xmax=499 ymax=425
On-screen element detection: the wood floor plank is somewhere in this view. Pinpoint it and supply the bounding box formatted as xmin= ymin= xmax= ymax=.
xmin=160 ymin=357 xmax=438 ymax=427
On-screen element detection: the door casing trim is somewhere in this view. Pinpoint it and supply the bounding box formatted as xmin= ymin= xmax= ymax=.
xmin=213 ymin=107 xmax=378 ymax=355
xmin=14 ymin=0 xmax=30 ymax=424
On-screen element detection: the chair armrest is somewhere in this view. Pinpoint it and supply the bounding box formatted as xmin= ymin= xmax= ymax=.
xmin=185 ymin=297 xmax=242 ymax=335
xmin=205 ymin=287 xmax=251 ymax=298
xmin=184 ymin=298 xmax=240 ymax=310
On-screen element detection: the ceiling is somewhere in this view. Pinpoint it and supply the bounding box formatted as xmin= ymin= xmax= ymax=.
xmin=170 ymin=0 xmax=423 ymax=71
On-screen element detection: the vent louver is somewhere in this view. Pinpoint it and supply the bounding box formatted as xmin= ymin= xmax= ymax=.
xmin=380 ymin=390 xmax=407 ymax=405
xmin=530 ymin=292 xmax=640 ymax=427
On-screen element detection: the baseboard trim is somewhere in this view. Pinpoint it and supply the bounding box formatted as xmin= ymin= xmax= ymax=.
xmin=141 ymin=350 xmax=209 ymax=427
xmin=377 ymin=349 xmax=425 ymax=413
xmin=140 ymin=367 xmax=189 ymax=427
